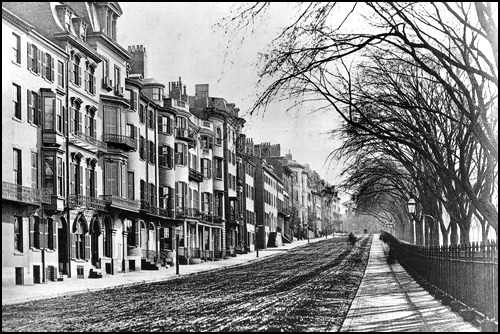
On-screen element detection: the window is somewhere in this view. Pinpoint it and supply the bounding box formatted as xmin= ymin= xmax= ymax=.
xmin=13 ymin=33 xmax=20 ymax=64
xmin=85 ymin=66 xmax=96 ymax=94
xmin=126 ymin=89 xmax=138 ymax=111
xmin=69 ymin=159 xmax=83 ymax=195
xmin=176 ymin=116 xmax=187 ymax=130
xmin=85 ymin=111 xmax=97 ymax=138
xmin=175 ymin=143 xmax=187 ymax=166
xmin=102 ymin=58 xmax=109 ymax=80
xmin=200 ymin=135 xmax=213 ymax=150
xmin=127 ymin=171 xmax=134 ymax=200
xmin=14 ymin=216 xmax=23 ymax=252
xmin=13 ymin=149 xmax=22 ymax=185
xmin=114 ymin=66 xmax=121 ymax=91
xmin=33 ymin=216 xmax=41 ymax=249
xmin=13 ymin=83 xmax=21 ymax=119
xmin=71 ymin=56 xmax=81 ymax=86
xmin=104 ymin=161 xmax=118 ymax=196
xmin=42 ymin=52 xmax=54 ymax=81
xmin=149 ymin=183 xmax=156 ymax=207
xmin=126 ymin=124 xmax=137 ymax=139
xmin=73 ymin=220 xmax=86 ymax=260
xmin=31 ymin=152 xmax=38 ymax=189
xmin=149 ymin=140 xmax=156 ymax=164
xmin=215 ymin=158 xmax=223 ymax=179
xmin=56 ymin=98 xmax=63 ymax=133
xmin=57 ymin=157 xmax=64 ymax=197
xmin=70 ymin=104 xmax=83 ymax=134
xmin=159 ymin=146 xmax=174 ymax=169
xmin=175 ymin=182 xmax=187 ymax=210
xmin=149 ymin=110 xmax=155 ymax=129
xmin=152 ymin=87 xmax=163 ymax=101
xmin=43 ymin=156 xmax=54 ymax=192
xmin=27 ymin=43 xmax=41 ymax=73
xmin=44 ymin=97 xmax=54 ymax=130
xmin=139 ymin=104 xmax=144 ymax=123
xmin=216 ymin=128 xmax=222 ymax=145
xmin=202 ymin=192 xmax=212 ymax=214
xmin=139 ymin=136 xmax=145 ymax=160
xmin=201 ymin=158 xmax=211 ymax=178
xmin=216 ymin=192 xmax=223 ymax=216
xmin=158 ymin=115 xmax=173 ymax=134
xmin=27 ymin=90 xmax=40 ymax=125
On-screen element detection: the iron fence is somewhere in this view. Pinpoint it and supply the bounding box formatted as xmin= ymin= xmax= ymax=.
xmin=380 ymin=231 xmax=498 ymax=322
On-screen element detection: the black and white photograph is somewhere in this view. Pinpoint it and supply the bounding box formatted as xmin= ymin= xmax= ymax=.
xmin=2 ymin=2 xmax=497 ymax=332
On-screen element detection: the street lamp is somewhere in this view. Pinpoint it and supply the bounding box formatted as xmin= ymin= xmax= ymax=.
xmin=407 ymin=197 xmax=417 ymax=244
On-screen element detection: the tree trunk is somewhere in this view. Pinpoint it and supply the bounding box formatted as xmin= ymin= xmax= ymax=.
xmin=450 ymin=220 xmax=459 ymax=244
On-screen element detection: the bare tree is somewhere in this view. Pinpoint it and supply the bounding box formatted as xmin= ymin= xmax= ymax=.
xmin=225 ymin=2 xmax=498 ymax=239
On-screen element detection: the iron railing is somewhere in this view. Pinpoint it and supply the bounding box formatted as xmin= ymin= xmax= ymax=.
xmin=380 ymin=231 xmax=498 ymax=322
xmin=68 ymin=194 xmax=107 ymax=211
xmin=70 ymin=131 xmax=107 ymax=152
xmin=100 ymin=195 xmax=140 ymax=212
xmin=2 ymin=181 xmax=51 ymax=205
xmin=102 ymin=134 xmax=137 ymax=150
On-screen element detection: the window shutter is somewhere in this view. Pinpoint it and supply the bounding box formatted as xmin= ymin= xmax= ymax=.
xmin=70 ymin=234 xmax=76 ymax=259
xmin=27 ymin=42 xmax=32 ymax=70
xmin=183 ymin=183 xmax=187 ymax=210
xmin=92 ymin=118 xmax=97 ymax=139
xmin=77 ymin=66 xmax=81 ymax=85
xmin=27 ymin=90 xmax=33 ymax=123
xmin=85 ymin=114 xmax=89 ymax=136
xmin=93 ymin=170 xmax=98 ymax=197
xmin=169 ymin=187 xmax=175 ymax=212
xmin=168 ymin=117 xmax=173 ymax=134
xmin=208 ymin=160 xmax=212 ymax=178
xmin=175 ymin=183 xmax=179 ymax=209
xmin=167 ymin=146 xmax=173 ymax=169
xmin=29 ymin=217 xmax=35 ymax=248
xmin=63 ymin=106 xmax=67 ymax=135
xmin=86 ymin=168 xmax=91 ymax=197
xmin=85 ymin=71 xmax=89 ymax=91
xmin=92 ymin=76 xmax=96 ymax=94
xmin=85 ymin=235 xmax=91 ymax=260
xmin=70 ymin=163 xmax=75 ymax=195
xmin=79 ymin=165 xmax=84 ymax=195
xmin=78 ymin=110 xmax=83 ymax=133
xmin=158 ymin=115 xmax=163 ymax=133
xmin=50 ymin=57 xmax=55 ymax=82
xmin=133 ymin=92 xmax=138 ymax=110
xmin=183 ymin=145 xmax=188 ymax=166
xmin=36 ymin=94 xmax=42 ymax=126
xmin=41 ymin=52 xmax=46 ymax=77
xmin=36 ymin=48 xmax=41 ymax=74
xmin=208 ymin=136 xmax=213 ymax=149
xmin=52 ymin=219 xmax=57 ymax=250
xmin=70 ymin=108 xmax=75 ymax=133
xmin=121 ymin=164 xmax=127 ymax=198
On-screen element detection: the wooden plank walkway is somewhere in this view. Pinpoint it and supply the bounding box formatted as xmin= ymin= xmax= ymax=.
xmin=340 ymin=234 xmax=479 ymax=332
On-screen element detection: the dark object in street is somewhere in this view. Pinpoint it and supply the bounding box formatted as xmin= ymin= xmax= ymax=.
xmin=348 ymin=232 xmax=357 ymax=245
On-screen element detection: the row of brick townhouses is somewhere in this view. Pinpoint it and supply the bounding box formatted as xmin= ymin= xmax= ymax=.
xmin=2 ymin=2 xmax=343 ymax=287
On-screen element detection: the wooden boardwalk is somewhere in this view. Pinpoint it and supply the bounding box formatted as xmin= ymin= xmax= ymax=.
xmin=340 ymin=234 xmax=479 ymax=332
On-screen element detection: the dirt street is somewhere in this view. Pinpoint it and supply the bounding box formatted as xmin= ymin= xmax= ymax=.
xmin=2 ymin=235 xmax=372 ymax=332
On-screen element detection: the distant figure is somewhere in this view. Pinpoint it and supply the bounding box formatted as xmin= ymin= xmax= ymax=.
xmin=348 ymin=232 xmax=357 ymax=245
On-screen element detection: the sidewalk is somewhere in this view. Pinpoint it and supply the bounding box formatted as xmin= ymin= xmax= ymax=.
xmin=2 ymin=236 xmax=325 ymax=306
xmin=340 ymin=234 xmax=479 ymax=332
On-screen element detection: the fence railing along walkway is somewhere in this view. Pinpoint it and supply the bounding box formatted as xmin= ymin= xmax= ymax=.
xmin=380 ymin=231 xmax=498 ymax=325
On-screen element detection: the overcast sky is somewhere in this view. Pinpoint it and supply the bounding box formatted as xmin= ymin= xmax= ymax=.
xmin=117 ymin=2 xmax=346 ymax=190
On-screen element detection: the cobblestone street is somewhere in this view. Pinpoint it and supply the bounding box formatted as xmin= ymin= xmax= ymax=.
xmin=2 ymin=236 xmax=372 ymax=332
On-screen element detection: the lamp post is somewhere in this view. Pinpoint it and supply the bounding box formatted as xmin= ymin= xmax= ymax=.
xmin=407 ymin=197 xmax=416 ymax=244
xmin=421 ymin=213 xmax=436 ymax=246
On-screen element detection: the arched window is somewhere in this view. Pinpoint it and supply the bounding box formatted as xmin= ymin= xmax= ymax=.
xmin=71 ymin=55 xmax=81 ymax=86
xmin=216 ymin=128 xmax=222 ymax=145
xmin=73 ymin=219 xmax=86 ymax=260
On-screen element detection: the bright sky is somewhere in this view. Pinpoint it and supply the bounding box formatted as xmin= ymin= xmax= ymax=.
xmin=117 ymin=2 xmax=346 ymax=189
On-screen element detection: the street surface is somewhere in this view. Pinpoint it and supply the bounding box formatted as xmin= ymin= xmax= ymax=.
xmin=2 ymin=235 xmax=372 ymax=332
